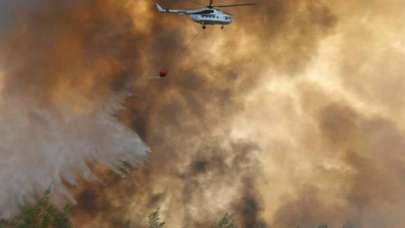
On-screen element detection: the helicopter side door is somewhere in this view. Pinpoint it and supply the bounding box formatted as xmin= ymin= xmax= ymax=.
xmin=191 ymin=10 xmax=219 ymax=24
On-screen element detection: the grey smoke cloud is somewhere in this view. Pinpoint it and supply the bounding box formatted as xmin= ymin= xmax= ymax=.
xmin=0 ymin=0 xmax=148 ymax=218
xmin=1 ymin=0 xmax=405 ymax=227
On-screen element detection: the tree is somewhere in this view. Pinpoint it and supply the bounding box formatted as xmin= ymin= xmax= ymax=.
xmin=148 ymin=209 xmax=165 ymax=228
xmin=216 ymin=214 xmax=235 ymax=228
xmin=0 ymin=192 xmax=71 ymax=228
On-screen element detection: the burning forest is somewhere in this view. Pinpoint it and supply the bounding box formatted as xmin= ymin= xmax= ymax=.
xmin=0 ymin=0 xmax=405 ymax=227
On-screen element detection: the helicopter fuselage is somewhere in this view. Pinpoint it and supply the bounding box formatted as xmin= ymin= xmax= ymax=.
xmin=190 ymin=9 xmax=232 ymax=26
xmin=155 ymin=3 xmax=232 ymax=29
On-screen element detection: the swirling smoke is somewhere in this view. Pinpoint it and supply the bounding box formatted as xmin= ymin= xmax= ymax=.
xmin=0 ymin=0 xmax=149 ymax=218
xmin=1 ymin=0 xmax=405 ymax=227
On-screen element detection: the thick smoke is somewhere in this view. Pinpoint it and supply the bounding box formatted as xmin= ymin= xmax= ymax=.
xmin=0 ymin=0 xmax=149 ymax=218
xmin=1 ymin=0 xmax=405 ymax=227
xmin=69 ymin=0 xmax=339 ymax=227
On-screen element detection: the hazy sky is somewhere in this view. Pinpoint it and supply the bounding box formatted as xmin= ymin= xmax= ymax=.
xmin=1 ymin=0 xmax=405 ymax=227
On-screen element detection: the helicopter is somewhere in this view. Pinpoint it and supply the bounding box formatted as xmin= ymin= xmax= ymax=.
xmin=155 ymin=0 xmax=255 ymax=29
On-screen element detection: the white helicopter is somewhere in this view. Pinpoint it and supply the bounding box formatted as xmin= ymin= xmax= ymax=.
xmin=155 ymin=0 xmax=255 ymax=29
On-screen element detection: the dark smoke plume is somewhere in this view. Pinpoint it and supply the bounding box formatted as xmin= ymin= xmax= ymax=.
xmin=0 ymin=0 xmax=149 ymax=218
xmin=2 ymin=0 xmax=404 ymax=227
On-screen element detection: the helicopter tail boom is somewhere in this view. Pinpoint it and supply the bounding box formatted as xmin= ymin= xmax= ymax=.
xmin=155 ymin=2 xmax=197 ymax=15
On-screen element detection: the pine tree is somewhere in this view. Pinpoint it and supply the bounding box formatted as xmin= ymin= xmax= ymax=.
xmin=148 ymin=209 xmax=165 ymax=228
xmin=216 ymin=214 xmax=235 ymax=228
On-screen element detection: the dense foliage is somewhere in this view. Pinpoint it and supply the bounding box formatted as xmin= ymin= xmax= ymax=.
xmin=0 ymin=192 xmax=71 ymax=228
xmin=0 ymin=197 xmax=357 ymax=228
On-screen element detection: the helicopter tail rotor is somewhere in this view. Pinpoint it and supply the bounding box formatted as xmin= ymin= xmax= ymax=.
xmin=155 ymin=3 xmax=167 ymax=12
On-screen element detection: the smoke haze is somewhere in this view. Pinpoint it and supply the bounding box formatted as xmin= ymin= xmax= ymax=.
xmin=0 ymin=0 xmax=404 ymax=227
xmin=0 ymin=0 xmax=149 ymax=218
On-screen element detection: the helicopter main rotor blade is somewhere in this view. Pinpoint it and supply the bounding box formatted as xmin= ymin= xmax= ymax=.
xmin=213 ymin=3 xmax=256 ymax=7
